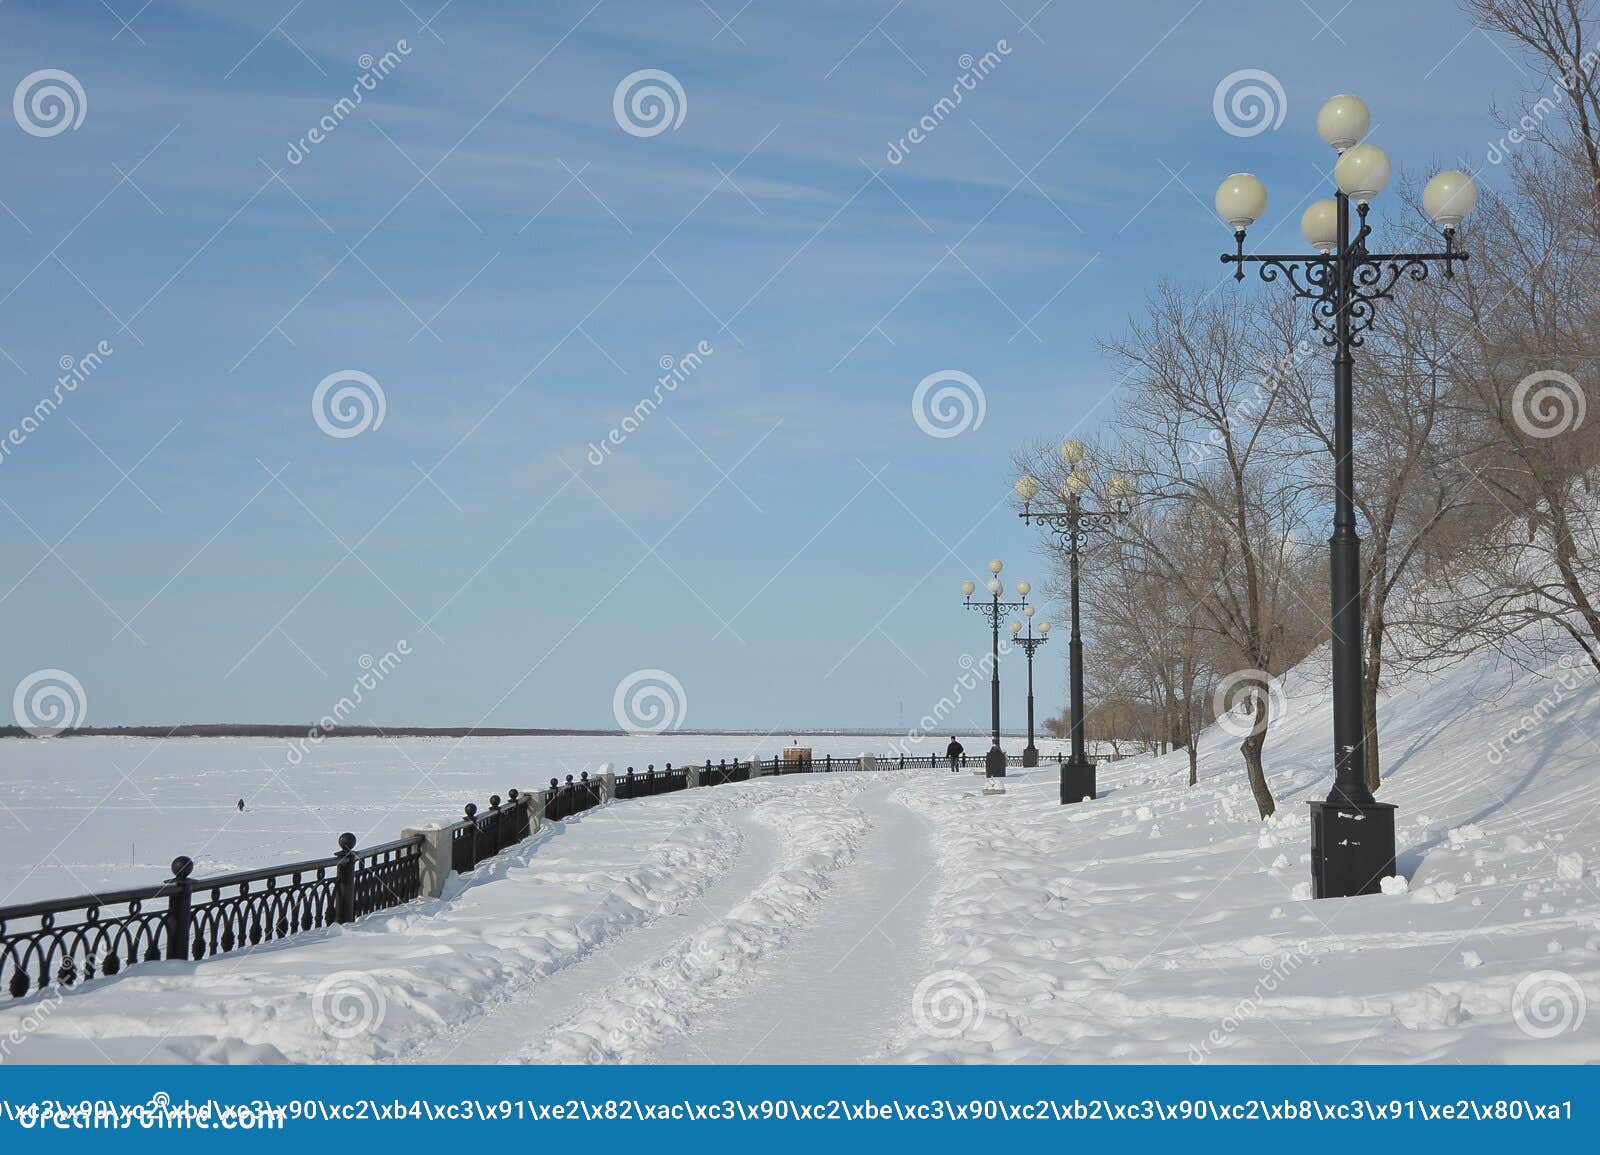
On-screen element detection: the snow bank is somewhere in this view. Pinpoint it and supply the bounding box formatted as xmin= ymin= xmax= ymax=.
xmin=0 ymin=787 xmax=753 ymax=1063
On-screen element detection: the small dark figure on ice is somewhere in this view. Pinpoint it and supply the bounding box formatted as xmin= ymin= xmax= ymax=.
xmin=945 ymin=737 xmax=964 ymax=772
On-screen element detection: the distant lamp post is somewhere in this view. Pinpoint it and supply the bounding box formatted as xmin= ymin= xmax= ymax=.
xmin=962 ymin=559 xmax=1029 ymax=778
xmin=1212 ymin=93 xmax=1476 ymax=898
xmin=1016 ymin=447 xmax=1130 ymax=804
xmin=1011 ymin=608 xmax=1052 ymax=766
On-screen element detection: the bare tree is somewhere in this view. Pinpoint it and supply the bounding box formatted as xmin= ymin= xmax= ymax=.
xmin=1465 ymin=0 xmax=1600 ymax=195
xmin=1096 ymin=282 xmax=1322 ymax=818
xmin=1145 ymin=519 xmax=1225 ymax=787
xmin=1072 ymin=527 xmax=1204 ymax=769
xmin=1271 ymin=268 xmax=1474 ymax=791
xmin=1418 ymin=144 xmax=1600 ymax=670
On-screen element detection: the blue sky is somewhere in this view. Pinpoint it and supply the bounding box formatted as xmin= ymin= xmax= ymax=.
xmin=0 ymin=0 xmax=1521 ymax=729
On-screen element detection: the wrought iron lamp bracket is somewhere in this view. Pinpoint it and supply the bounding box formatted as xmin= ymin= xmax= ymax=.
xmin=1020 ymin=498 xmax=1124 ymax=550
xmin=965 ymin=597 xmax=1029 ymax=629
xmin=1222 ymin=210 xmax=1467 ymax=348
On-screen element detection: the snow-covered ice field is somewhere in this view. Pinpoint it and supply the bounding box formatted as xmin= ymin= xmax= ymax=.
xmin=2 ymin=638 xmax=1599 ymax=1064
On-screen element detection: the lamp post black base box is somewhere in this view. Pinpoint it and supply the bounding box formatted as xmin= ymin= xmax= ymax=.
xmin=1308 ymin=799 xmax=1397 ymax=898
xmin=1060 ymin=760 xmax=1095 ymax=804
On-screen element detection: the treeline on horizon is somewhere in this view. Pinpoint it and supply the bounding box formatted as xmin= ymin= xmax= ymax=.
xmin=0 ymin=724 xmax=619 ymax=739
xmin=0 ymin=725 xmax=932 ymax=740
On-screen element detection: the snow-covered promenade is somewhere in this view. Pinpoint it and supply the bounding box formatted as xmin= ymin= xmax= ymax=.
xmin=3 ymin=633 xmax=1599 ymax=1064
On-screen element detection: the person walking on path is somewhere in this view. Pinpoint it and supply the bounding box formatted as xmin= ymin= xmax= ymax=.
xmin=945 ymin=736 xmax=964 ymax=772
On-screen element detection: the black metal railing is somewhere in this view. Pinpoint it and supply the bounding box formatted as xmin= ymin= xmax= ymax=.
xmin=699 ymin=758 xmax=751 ymax=786
xmin=2 ymin=784 xmax=534 ymax=1000
xmin=613 ymin=764 xmax=690 ymax=799
xmin=183 ymin=848 xmax=344 ymax=962
xmin=0 ymin=879 xmax=173 ymax=999
xmin=0 ymin=829 xmax=422 ymax=1001
xmin=353 ymin=837 xmax=426 ymax=916
xmin=0 ymin=746 xmax=1014 ymax=1001
xmin=450 ymin=789 xmax=538 ymax=875
xmin=545 ymin=773 xmax=603 ymax=821
xmin=738 ymin=752 xmax=981 ymax=774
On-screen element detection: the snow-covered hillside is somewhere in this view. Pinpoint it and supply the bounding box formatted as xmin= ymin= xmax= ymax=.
xmin=2 ymin=640 xmax=1597 ymax=1063
xmin=892 ymin=642 xmax=1600 ymax=1062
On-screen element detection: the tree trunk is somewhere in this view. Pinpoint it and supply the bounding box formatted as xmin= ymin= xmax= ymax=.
xmin=1362 ymin=618 xmax=1384 ymax=794
xmin=1241 ymin=696 xmax=1274 ymax=817
xmin=1362 ymin=651 xmax=1382 ymax=794
xmin=1547 ymin=499 xmax=1600 ymax=674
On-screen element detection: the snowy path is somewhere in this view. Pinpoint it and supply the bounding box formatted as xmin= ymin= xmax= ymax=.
xmin=0 ymin=770 xmax=904 ymax=1064
xmin=646 ymin=777 xmax=940 ymax=1062
xmin=423 ymin=805 xmax=779 ymax=1063
xmin=498 ymin=774 xmax=938 ymax=1063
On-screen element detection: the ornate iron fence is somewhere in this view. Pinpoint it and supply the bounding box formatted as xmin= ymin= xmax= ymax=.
xmin=0 ymin=746 xmax=993 ymax=1001
xmin=699 ymin=758 xmax=750 ymax=786
xmin=0 ymin=830 xmax=422 ymax=1001
xmin=865 ymin=754 xmax=980 ymax=770
xmin=353 ymin=838 xmax=426 ymax=916
xmin=0 ymin=879 xmax=173 ymax=999
xmin=613 ymin=764 xmax=690 ymax=799
xmin=545 ymin=773 xmax=603 ymax=821
xmin=739 ymin=752 xmax=979 ymax=774
xmin=450 ymin=789 xmax=537 ymax=875
xmin=1 ymin=785 xmax=527 ymax=1000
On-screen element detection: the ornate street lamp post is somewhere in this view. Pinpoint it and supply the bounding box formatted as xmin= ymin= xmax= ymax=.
xmin=1212 ymin=93 xmax=1477 ymax=898
xmin=961 ymin=559 xmax=1030 ymax=778
xmin=1010 ymin=609 xmax=1052 ymax=766
xmin=1015 ymin=444 xmax=1130 ymax=804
